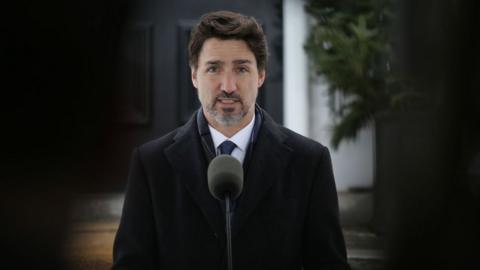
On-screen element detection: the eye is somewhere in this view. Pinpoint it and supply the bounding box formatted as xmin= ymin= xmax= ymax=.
xmin=206 ymin=66 xmax=218 ymax=73
xmin=237 ymin=66 xmax=249 ymax=73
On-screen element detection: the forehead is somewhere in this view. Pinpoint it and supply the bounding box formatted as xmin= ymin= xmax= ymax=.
xmin=198 ymin=38 xmax=257 ymax=65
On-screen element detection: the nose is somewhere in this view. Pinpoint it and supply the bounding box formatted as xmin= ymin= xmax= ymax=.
xmin=220 ymin=72 xmax=237 ymax=93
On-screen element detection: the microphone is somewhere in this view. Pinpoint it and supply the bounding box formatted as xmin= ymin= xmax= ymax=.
xmin=207 ymin=155 xmax=244 ymax=270
xmin=207 ymin=155 xmax=244 ymax=200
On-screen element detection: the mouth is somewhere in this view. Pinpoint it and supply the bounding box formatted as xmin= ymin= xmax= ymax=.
xmin=217 ymin=97 xmax=240 ymax=105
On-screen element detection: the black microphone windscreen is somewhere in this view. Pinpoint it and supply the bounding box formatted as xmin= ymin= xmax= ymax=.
xmin=207 ymin=155 xmax=244 ymax=200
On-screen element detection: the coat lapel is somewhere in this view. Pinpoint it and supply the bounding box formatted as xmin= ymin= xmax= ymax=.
xmin=163 ymin=111 xmax=293 ymax=241
xmin=233 ymin=113 xmax=293 ymax=237
xmin=163 ymin=117 xmax=224 ymax=239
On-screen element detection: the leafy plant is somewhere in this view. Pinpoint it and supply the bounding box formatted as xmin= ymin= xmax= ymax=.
xmin=305 ymin=0 xmax=418 ymax=148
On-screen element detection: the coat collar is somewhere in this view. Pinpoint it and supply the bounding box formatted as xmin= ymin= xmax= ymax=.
xmin=233 ymin=110 xmax=292 ymax=237
xmin=163 ymin=108 xmax=293 ymax=240
xmin=164 ymin=115 xmax=224 ymax=239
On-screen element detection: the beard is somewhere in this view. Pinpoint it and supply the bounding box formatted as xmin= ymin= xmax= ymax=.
xmin=203 ymin=91 xmax=249 ymax=126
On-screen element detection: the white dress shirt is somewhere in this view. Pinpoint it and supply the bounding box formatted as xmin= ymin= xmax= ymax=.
xmin=208 ymin=115 xmax=255 ymax=164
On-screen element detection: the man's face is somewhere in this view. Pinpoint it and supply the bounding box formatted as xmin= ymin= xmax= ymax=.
xmin=191 ymin=38 xmax=265 ymax=127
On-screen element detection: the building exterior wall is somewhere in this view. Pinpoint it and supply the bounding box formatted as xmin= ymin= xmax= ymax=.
xmin=283 ymin=0 xmax=374 ymax=191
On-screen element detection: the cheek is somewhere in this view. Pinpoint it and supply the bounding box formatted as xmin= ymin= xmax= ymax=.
xmin=205 ymin=76 xmax=220 ymax=86
xmin=243 ymin=89 xmax=258 ymax=104
xmin=198 ymin=90 xmax=210 ymax=100
xmin=197 ymin=88 xmax=216 ymax=105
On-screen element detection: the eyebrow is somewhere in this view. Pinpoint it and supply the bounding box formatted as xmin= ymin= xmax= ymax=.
xmin=204 ymin=59 xmax=253 ymax=66
xmin=206 ymin=60 xmax=222 ymax=66
xmin=233 ymin=59 xmax=252 ymax=65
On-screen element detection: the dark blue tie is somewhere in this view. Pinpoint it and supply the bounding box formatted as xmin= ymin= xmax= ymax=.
xmin=217 ymin=140 xmax=238 ymax=220
xmin=218 ymin=140 xmax=236 ymax=155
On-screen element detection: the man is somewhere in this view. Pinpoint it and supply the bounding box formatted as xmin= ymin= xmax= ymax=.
xmin=113 ymin=10 xmax=349 ymax=270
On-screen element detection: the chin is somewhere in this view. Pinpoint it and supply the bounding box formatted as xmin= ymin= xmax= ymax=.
xmin=214 ymin=113 xmax=244 ymax=127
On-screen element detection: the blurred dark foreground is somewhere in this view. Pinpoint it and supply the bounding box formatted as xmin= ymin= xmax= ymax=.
xmin=384 ymin=1 xmax=480 ymax=269
xmin=2 ymin=1 xmax=132 ymax=268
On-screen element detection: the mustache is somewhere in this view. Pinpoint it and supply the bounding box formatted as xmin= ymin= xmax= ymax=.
xmin=216 ymin=91 xmax=241 ymax=100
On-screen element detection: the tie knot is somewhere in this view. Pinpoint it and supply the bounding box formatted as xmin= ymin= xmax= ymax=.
xmin=218 ymin=140 xmax=236 ymax=155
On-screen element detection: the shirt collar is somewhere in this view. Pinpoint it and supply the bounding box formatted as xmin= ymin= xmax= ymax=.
xmin=208 ymin=114 xmax=256 ymax=153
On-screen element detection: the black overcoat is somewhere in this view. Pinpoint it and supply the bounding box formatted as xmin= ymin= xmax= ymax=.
xmin=113 ymin=109 xmax=349 ymax=270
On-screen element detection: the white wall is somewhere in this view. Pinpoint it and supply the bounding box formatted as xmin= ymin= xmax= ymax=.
xmin=309 ymin=78 xmax=374 ymax=191
xmin=283 ymin=0 xmax=308 ymax=136
xmin=283 ymin=0 xmax=374 ymax=191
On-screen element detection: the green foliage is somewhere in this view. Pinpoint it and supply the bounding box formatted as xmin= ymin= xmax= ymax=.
xmin=305 ymin=0 xmax=415 ymax=149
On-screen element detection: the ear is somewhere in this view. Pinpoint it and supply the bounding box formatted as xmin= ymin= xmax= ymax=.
xmin=191 ymin=67 xmax=198 ymax=89
xmin=257 ymin=70 xmax=266 ymax=88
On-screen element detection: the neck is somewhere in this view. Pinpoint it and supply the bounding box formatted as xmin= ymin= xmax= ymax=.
xmin=206 ymin=111 xmax=254 ymax=138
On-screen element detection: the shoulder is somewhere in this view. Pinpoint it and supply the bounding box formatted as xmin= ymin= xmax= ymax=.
xmin=135 ymin=111 xmax=198 ymax=157
xmin=279 ymin=126 xmax=330 ymax=157
xmin=135 ymin=123 xmax=195 ymax=165
xmin=137 ymin=129 xmax=177 ymax=154
xmin=261 ymin=110 xmax=329 ymax=157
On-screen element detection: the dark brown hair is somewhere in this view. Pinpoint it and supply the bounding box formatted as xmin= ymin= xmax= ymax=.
xmin=188 ymin=10 xmax=268 ymax=71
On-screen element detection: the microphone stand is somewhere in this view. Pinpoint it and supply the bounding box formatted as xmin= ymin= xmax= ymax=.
xmin=224 ymin=193 xmax=233 ymax=270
